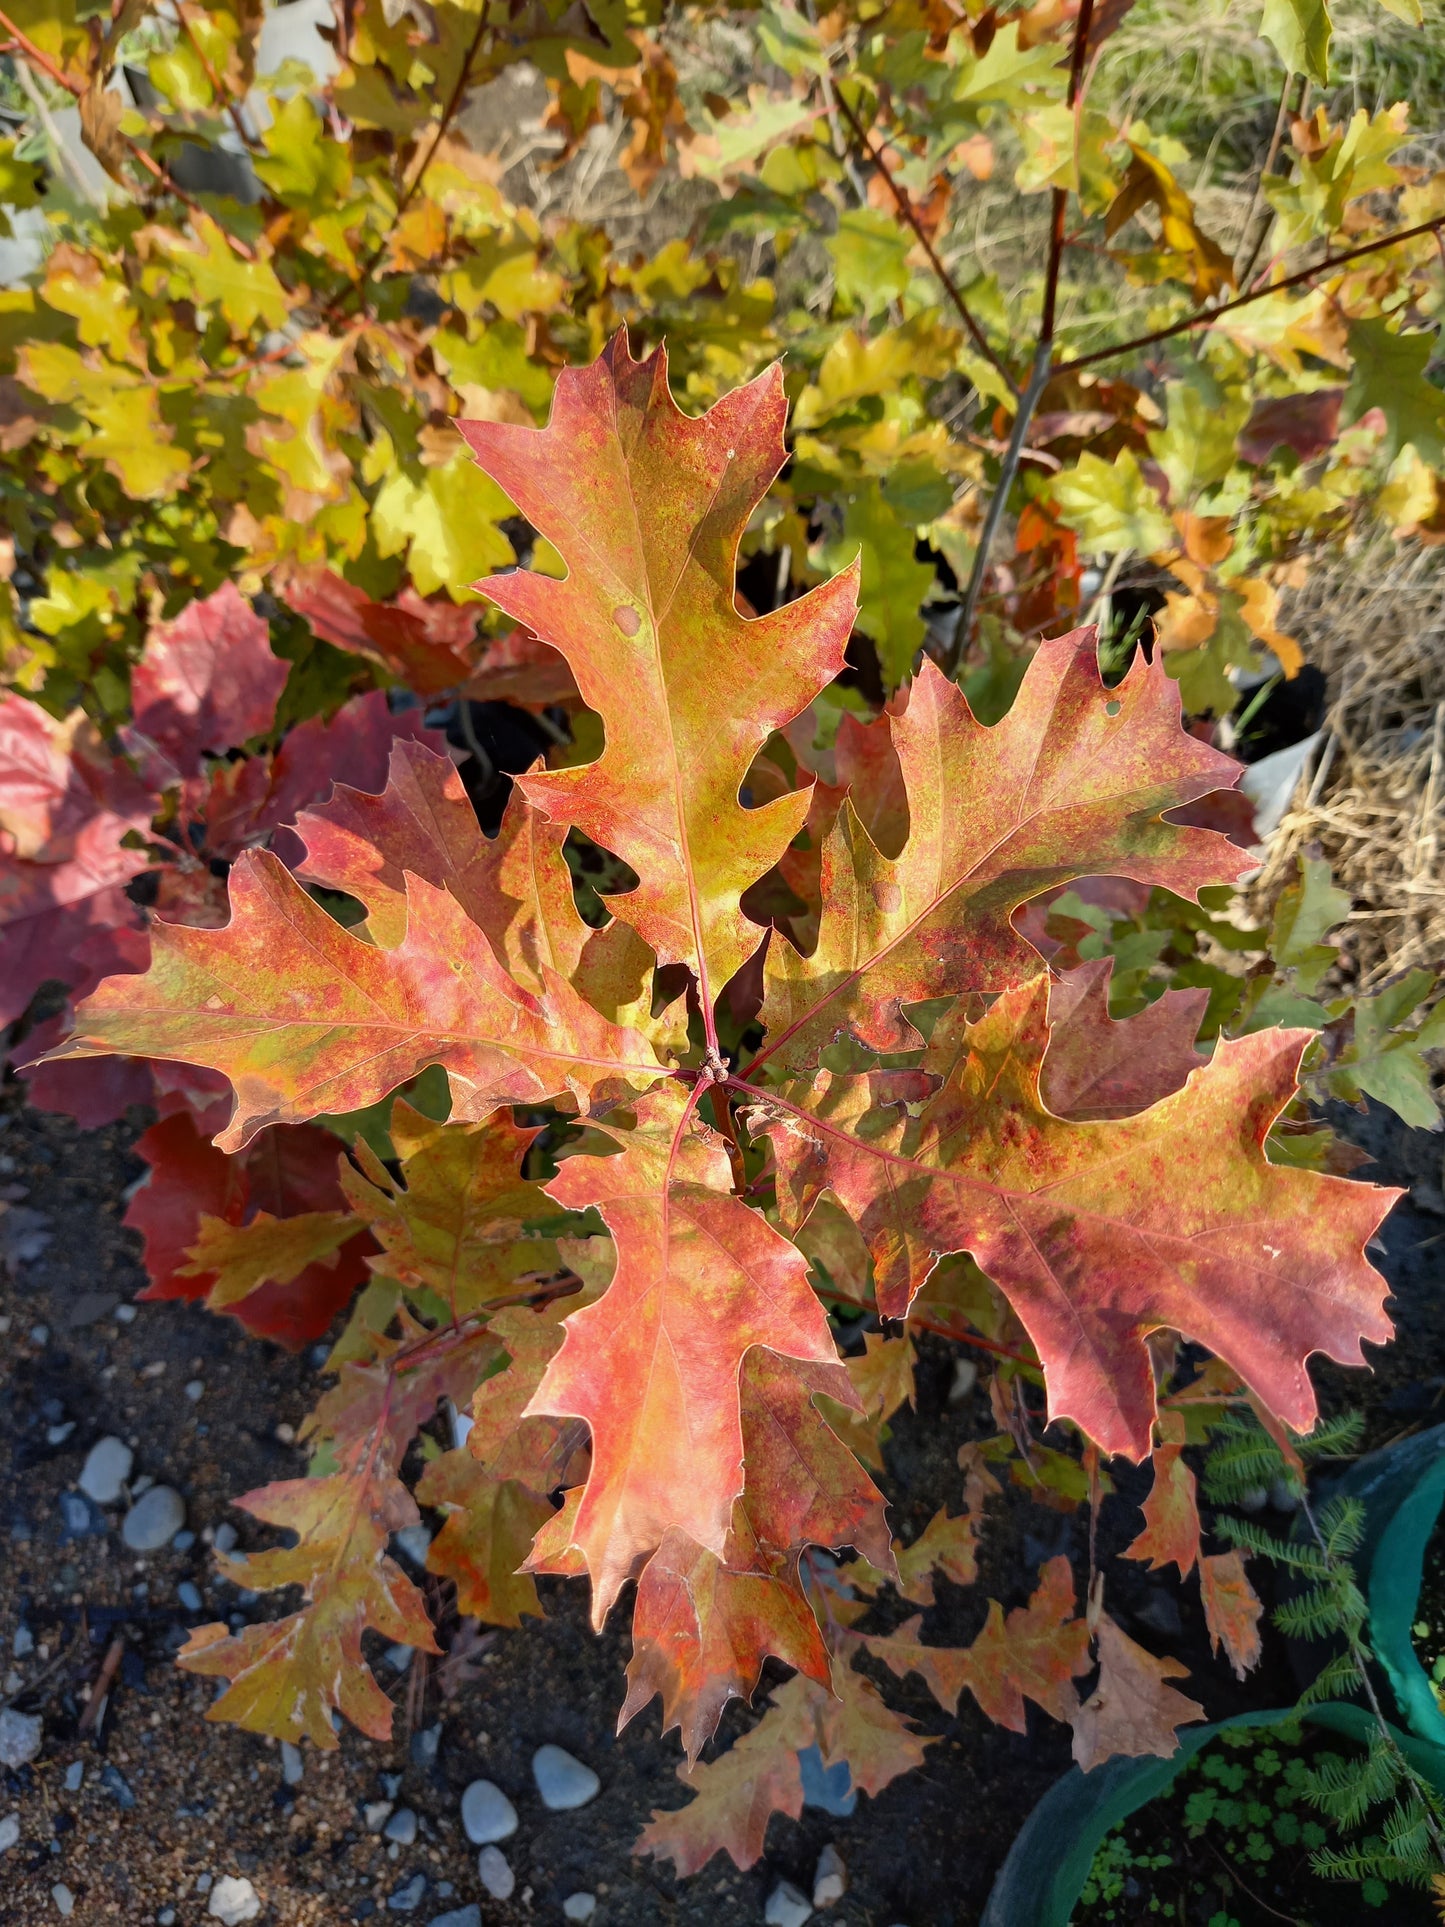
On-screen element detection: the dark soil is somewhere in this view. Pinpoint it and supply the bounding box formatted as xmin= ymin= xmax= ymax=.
xmin=1 ymin=1088 xmax=1442 ymax=1927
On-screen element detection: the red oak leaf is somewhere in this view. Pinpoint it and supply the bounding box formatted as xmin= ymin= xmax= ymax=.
xmin=1199 ymin=1549 xmax=1264 ymax=1680
xmin=1071 ymin=1616 xmax=1204 ymax=1769
xmin=1125 ymin=1410 xmax=1201 ymax=1577
xmin=287 ymin=566 xmax=481 ymax=696
xmin=756 ymin=635 xmax=1248 ymax=1078
xmin=1042 ymin=958 xmax=1209 ymax=1120
xmin=762 ymin=974 xmax=1397 ymax=1457
xmin=125 ymin=583 xmax=289 ymax=784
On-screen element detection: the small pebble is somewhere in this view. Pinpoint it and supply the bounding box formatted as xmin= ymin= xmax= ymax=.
xmin=384 ymin=1643 xmax=414 ymax=1672
xmin=381 ymin=1772 xmax=403 ymax=1799
xmin=208 ymin=1875 xmax=261 ymax=1924
xmin=115 ymin=1302 xmax=138 ymax=1323
xmin=132 ymin=1474 xmax=156 ymax=1496
xmin=63 ymin=1762 xmax=83 ymax=1793
xmin=0 ymin=1708 xmax=42 ymax=1768
xmin=274 ymin=1422 xmax=295 ymax=1444
xmin=196 ymin=1875 xmax=213 ymax=1894
xmin=364 ymin=1799 xmax=395 ymax=1832
xmin=476 ymin=1846 xmax=515 ymax=1901
xmin=387 ymin=1873 xmax=426 ymax=1913
xmin=177 ymin=1581 xmax=203 ymax=1612
xmin=764 ymin=1880 xmax=813 ymax=1927
xmin=185 ymin=1379 xmax=205 ymax=1402
xmin=813 ymin=1843 xmax=846 ymax=1908
xmin=52 ymin=1885 xmax=74 ymax=1919
xmin=46 ymin=1422 xmax=76 ymax=1445
xmin=122 ymin=1485 xmax=186 ymax=1551
xmin=78 ymin=1436 xmax=134 ymax=1505
xmin=214 ymin=1522 xmax=239 ymax=1554
xmin=411 ymin=1722 xmax=441 ymax=1771
xmin=1269 ymin=1475 xmax=1303 ymax=1512
xmin=159 ymin=1912 xmax=176 ymax=1926
xmin=562 ymin=1896 xmax=596 ymax=1923
xmin=172 ymin=1530 xmax=196 ymax=1552
xmin=427 ymin=1908 xmax=480 ymax=1927
xmin=384 ymin=1807 xmax=418 ymax=1846
xmin=13 ymin=1626 xmax=33 ymax=1657
xmin=101 ymin=1764 xmax=137 ymax=1809
xmin=460 ymin=1779 xmax=517 ymax=1844
xmin=30 ymin=1323 xmax=49 ymax=1347
xmin=1236 ymin=1485 xmax=1269 ymax=1514
xmin=0 ymin=1813 xmax=18 ymax=1852
xmin=532 ymin=1744 xmax=599 ymax=1811
xmin=280 ymin=1742 xmax=304 ymax=1787
xmin=948 ymin=1357 xmax=978 ymax=1403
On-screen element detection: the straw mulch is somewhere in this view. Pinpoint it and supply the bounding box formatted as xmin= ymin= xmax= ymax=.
xmin=1249 ymin=536 xmax=1445 ymax=988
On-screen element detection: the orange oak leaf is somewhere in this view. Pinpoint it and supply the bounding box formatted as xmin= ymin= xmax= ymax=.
xmin=868 ymin=1554 xmax=1091 ymax=1727
xmin=755 ymin=636 xmax=1248 ymax=1079
xmin=58 ymin=849 xmax=661 ymax=1151
xmin=1199 ymin=1549 xmax=1265 ymax=1680
xmin=1071 ymin=1615 xmax=1204 ymax=1769
xmin=762 ymin=974 xmax=1397 ymax=1457
xmin=635 ymin=1675 xmax=814 ymax=1876
xmin=1125 ymin=1410 xmax=1201 ymax=1578
xmin=460 ymin=332 xmax=859 ymax=1017
xmin=525 ymin=1081 xmax=850 ymax=1623
xmin=179 ymin=1448 xmax=439 ymax=1749
xmin=1042 ymin=958 xmax=1209 ymax=1121
xmin=415 ymin=1448 xmax=554 ymax=1628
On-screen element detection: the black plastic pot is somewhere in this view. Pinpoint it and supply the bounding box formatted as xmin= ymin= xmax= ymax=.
xmin=980 ymin=1703 xmax=1445 ymax=1927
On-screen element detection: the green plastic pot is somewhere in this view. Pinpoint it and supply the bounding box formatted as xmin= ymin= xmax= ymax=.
xmin=980 ymin=1703 xmax=1445 ymax=1927
xmin=1327 ymin=1421 xmax=1445 ymax=1747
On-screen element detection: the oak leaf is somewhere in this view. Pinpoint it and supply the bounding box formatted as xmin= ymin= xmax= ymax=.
xmin=1042 ymin=958 xmax=1208 ymax=1121
xmin=125 ymin=583 xmax=289 ymax=785
xmin=756 ymin=636 xmax=1248 ymax=1079
xmin=1124 ymin=1410 xmax=1201 ymax=1577
xmin=461 ymin=332 xmax=859 ymax=1012
xmin=1071 ymin=1615 xmax=1204 ymax=1769
xmin=763 ymin=975 xmax=1397 ymax=1457
xmin=1199 ymin=1549 xmax=1265 ymax=1680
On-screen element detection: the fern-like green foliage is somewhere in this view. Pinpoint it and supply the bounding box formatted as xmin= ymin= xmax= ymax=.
xmin=1204 ymin=1412 xmax=1445 ymax=1888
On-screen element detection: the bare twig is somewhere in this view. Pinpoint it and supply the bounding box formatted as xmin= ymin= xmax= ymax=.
xmin=1067 ymin=214 xmax=1445 ymax=374
xmin=1039 ymin=0 xmax=1096 ymax=347
xmin=77 ymin=1635 xmax=125 ymax=1737
xmin=1233 ymin=70 xmax=1303 ymax=287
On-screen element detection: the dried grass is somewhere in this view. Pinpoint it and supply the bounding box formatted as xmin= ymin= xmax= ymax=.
xmin=1248 ymin=536 xmax=1445 ymax=986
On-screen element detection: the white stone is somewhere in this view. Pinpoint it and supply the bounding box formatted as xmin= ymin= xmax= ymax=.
xmin=364 ymin=1799 xmax=394 ymax=1832
xmin=384 ymin=1807 xmax=417 ymax=1846
xmin=0 ymin=1814 xmax=18 ymax=1852
xmin=562 ymin=1896 xmax=596 ymax=1923
xmin=764 ymin=1880 xmax=813 ymax=1927
xmin=948 ymin=1358 xmax=978 ymax=1404
xmin=115 ymin=1303 xmax=137 ymax=1323
xmin=0 ymin=1709 xmax=42 ymax=1768
xmin=476 ymin=1846 xmax=515 ymax=1901
xmin=531 ymin=1744 xmax=599 ymax=1811
xmin=812 ymin=1844 xmax=846 ymax=1908
xmin=52 ymin=1885 xmax=74 ymax=1918
xmin=208 ymin=1875 xmax=261 ymax=1924
xmin=12 ymin=1627 xmax=33 ymax=1658
xmin=78 ymin=1436 xmax=133 ymax=1505
xmin=280 ymin=1742 xmax=303 ymax=1787
xmin=64 ymin=1763 xmax=83 ymax=1792
xmin=185 ymin=1380 xmax=205 ymax=1402
xmin=459 ymin=1779 xmax=517 ymax=1845
xmin=214 ymin=1522 xmax=238 ymax=1553
xmin=122 ymin=1485 xmax=186 ymax=1551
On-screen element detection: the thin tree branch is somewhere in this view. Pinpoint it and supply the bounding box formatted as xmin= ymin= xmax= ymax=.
xmin=1039 ymin=0 xmax=1095 ymax=347
xmin=172 ymin=0 xmax=262 ymax=155
xmin=943 ymin=338 xmax=1053 ymax=679
xmin=1233 ymin=69 xmax=1302 ymax=288
xmin=1066 ymin=214 xmax=1445 ymax=373
xmin=802 ymin=0 xmax=867 ymax=206
xmin=830 ymin=84 xmax=1018 ymax=400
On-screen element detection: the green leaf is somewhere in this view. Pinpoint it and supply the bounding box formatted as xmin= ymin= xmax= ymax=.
xmin=1147 ymin=381 xmax=1251 ymax=504
xmin=372 ymin=453 xmax=516 ymax=599
xmin=1345 ymin=318 xmax=1445 ymax=466
xmin=756 ymin=1 xmax=827 ymax=76
xmin=818 ymin=478 xmax=934 ymax=687
xmin=1049 ymin=449 xmax=1175 ymax=556
xmin=1374 ymin=0 xmax=1422 ymax=20
xmin=1259 ymin=0 xmax=1332 ymax=83
xmin=827 ymin=208 xmax=913 ymax=316
xmin=1325 ymin=970 xmax=1445 ymax=1129
xmin=1269 ymin=854 xmax=1349 ymax=995
xmin=254 ymin=93 xmax=352 ymax=209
